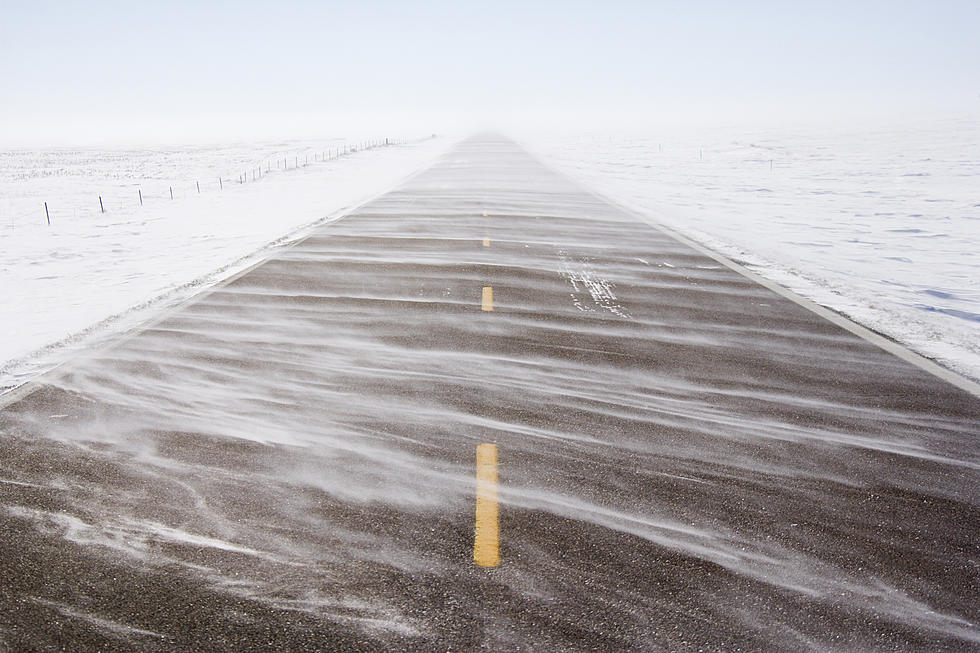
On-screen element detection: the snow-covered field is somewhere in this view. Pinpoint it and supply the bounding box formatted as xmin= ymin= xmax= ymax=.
xmin=0 ymin=136 xmax=456 ymax=391
xmin=520 ymin=118 xmax=980 ymax=383
xmin=3 ymin=119 xmax=978 ymax=393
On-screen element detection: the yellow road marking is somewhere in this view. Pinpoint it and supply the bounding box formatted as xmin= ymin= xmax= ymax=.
xmin=482 ymin=286 xmax=494 ymax=311
xmin=483 ymin=211 xmax=488 ymax=217
xmin=483 ymin=238 xmax=491 ymax=247
xmin=474 ymin=443 xmax=500 ymax=567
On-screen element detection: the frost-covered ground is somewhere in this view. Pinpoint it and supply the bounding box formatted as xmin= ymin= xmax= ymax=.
xmin=520 ymin=118 xmax=980 ymax=383
xmin=0 ymin=136 xmax=456 ymax=391
xmin=3 ymin=121 xmax=978 ymax=393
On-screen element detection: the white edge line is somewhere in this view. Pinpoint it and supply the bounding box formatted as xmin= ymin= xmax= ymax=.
xmin=648 ymin=219 xmax=980 ymax=398
xmin=513 ymin=137 xmax=980 ymax=400
xmin=0 ymin=138 xmax=460 ymax=411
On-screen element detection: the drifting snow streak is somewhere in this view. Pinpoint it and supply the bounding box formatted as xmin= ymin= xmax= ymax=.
xmin=31 ymin=598 xmax=169 ymax=641
xmin=1 ymin=134 xmax=978 ymax=649
xmin=558 ymin=249 xmax=632 ymax=318
xmin=521 ymin=120 xmax=980 ymax=382
xmin=0 ymin=136 xmax=455 ymax=390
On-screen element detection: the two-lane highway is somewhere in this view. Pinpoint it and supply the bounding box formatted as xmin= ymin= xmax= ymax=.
xmin=1 ymin=134 xmax=978 ymax=651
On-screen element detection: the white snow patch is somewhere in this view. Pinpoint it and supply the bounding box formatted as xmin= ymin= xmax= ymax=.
xmin=31 ymin=598 xmax=169 ymax=641
xmin=519 ymin=118 xmax=980 ymax=382
xmin=557 ymin=248 xmax=632 ymax=319
xmin=0 ymin=136 xmax=456 ymax=393
xmin=6 ymin=505 xmax=279 ymax=562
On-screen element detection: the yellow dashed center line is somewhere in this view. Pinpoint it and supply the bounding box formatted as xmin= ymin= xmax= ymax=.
xmin=483 ymin=238 xmax=491 ymax=247
xmin=483 ymin=211 xmax=488 ymax=217
xmin=481 ymin=286 xmax=494 ymax=311
xmin=474 ymin=443 xmax=500 ymax=567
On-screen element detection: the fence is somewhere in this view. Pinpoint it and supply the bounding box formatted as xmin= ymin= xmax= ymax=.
xmin=8 ymin=138 xmax=404 ymax=227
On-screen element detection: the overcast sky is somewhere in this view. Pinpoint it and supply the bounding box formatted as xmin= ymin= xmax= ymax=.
xmin=2 ymin=0 xmax=978 ymax=144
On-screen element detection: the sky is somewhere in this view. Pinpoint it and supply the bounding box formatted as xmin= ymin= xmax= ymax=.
xmin=1 ymin=0 xmax=979 ymax=145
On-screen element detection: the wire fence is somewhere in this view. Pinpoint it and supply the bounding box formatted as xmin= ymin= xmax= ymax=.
xmin=2 ymin=137 xmax=415 ymax=228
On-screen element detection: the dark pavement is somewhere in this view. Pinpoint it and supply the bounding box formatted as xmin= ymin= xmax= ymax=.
xmin=1 ymin=134 xmax=979 ymax=651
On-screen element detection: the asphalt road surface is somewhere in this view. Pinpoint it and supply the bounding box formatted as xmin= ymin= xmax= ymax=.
xmin=2 ymin=135 xmax=978 ymax=652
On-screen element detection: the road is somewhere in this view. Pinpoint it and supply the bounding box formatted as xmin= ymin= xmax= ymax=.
xmin=1 ymin=134 xmax=979 ymax=651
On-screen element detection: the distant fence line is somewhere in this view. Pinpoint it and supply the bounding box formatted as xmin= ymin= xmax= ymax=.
xmin=27 ymin=137 xmax=403 ymax=226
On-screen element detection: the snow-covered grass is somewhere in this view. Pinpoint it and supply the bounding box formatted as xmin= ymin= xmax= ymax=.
xmin=519 ymin=118 xmax=980 ymax=383
xmin=1 ymin=136 xmax=456 ymax=391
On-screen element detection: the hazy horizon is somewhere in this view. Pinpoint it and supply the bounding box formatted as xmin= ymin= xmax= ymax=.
xmin=2 ymin=0 xmax=979 ymax=146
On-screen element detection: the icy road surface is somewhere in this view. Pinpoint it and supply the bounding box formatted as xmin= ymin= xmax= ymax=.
xmin=0 ymin=136 xmax=454 ymax=391
xmin=1 ymin=135 xmax=978 ymax=651
xmin=521 ymin=119 xmax=980 ymax=382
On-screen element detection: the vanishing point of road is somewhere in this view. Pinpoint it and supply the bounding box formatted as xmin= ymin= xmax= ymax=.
xmin=1 ymin=135 xmax=978 ymax=651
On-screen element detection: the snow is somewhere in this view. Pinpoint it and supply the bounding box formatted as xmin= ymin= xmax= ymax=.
xmin=518 ymin=118 xmax=980 ymax=383
xmin=1 ymin=136 xmax=456 ymax=392
xmin=2 ymin=132 xmax=977 ymax=645
xmin=3 ymin=119 xmax=979 ymax=393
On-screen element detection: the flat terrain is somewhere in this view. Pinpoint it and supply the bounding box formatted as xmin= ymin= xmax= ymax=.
xmin=1 ymin=135 xmax=978 ymax=651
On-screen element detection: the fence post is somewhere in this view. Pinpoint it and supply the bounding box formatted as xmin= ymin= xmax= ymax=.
xmin=45 ymin=202 xmax=50 ymax=225
xmin=197 ymin=181 xmax=200 ymax=193
xmin=99 ymin=196 xmax=104 ymax=213
xmin=139 ymin=189 xmax=143 ymax=205
xmin=170 ymin=186 xmax=174 ymax=199
xmin=219 ymin=177 xmax=223 ymax=190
